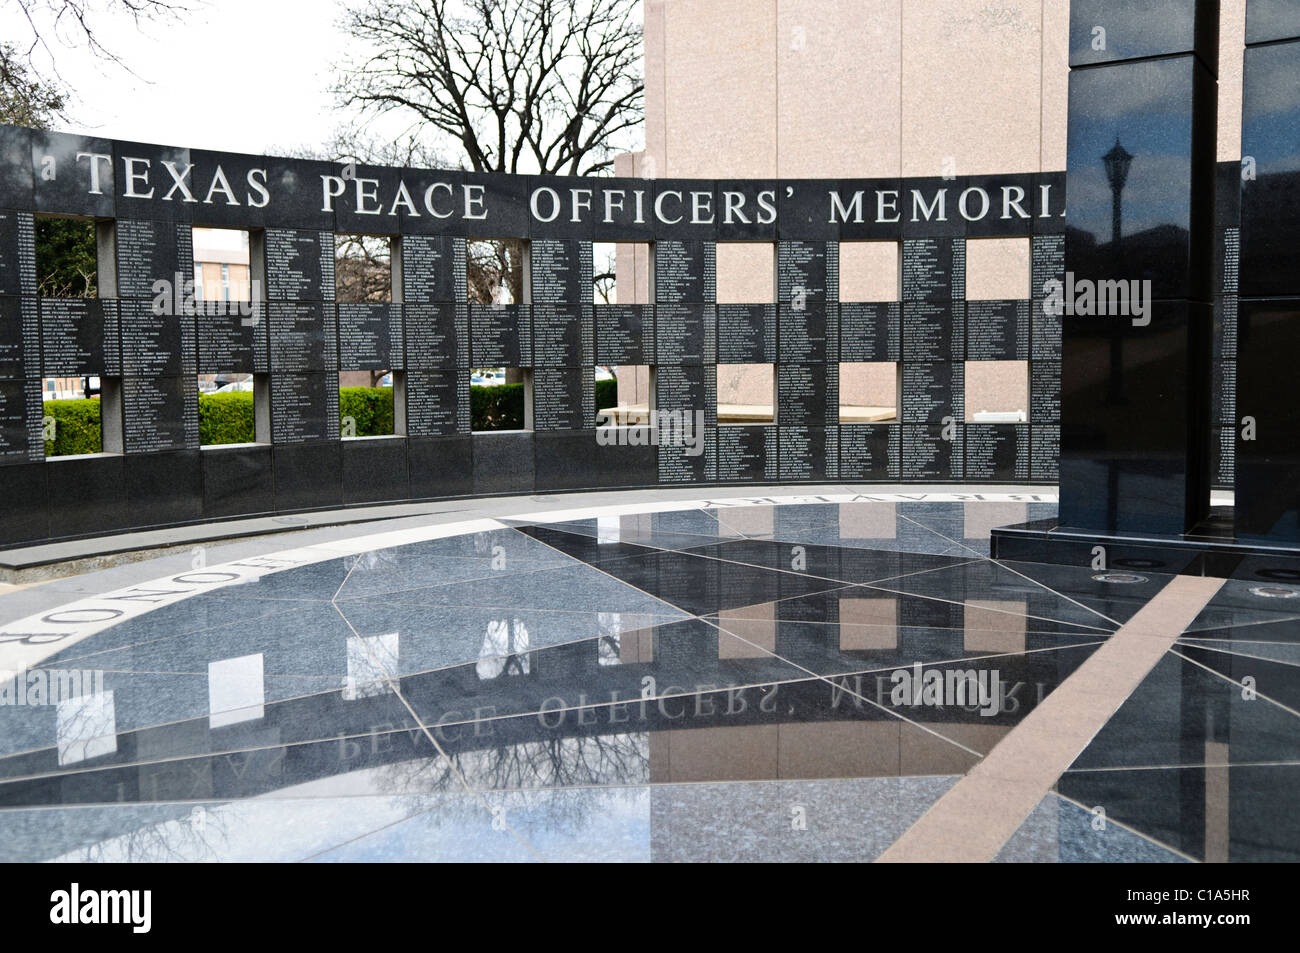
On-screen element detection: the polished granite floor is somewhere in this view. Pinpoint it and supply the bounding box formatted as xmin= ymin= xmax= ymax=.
xmin=0 ymin=497 xmax=1295 ymax=862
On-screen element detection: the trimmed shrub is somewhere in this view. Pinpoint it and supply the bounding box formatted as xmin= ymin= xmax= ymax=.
xmin=471 ymin=381 xmax=526 ymax=431
xmin=199 ymin=391 xmax=256 ymax=445
xmin=339 ymin=386 xmax=394 ymax=436
xmin=43 ymin=398 xmax=102 ymax=456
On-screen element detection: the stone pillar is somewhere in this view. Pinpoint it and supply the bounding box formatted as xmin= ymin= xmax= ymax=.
xmin=1235 ymin=1 xmax=1300 ymax=540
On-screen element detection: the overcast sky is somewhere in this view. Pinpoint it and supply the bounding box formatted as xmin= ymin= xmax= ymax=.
xmin=2 ymin=0 xmax=352 ymax=155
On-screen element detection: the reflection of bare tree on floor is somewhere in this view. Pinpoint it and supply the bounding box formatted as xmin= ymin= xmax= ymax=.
xmin=63 ymin=805 xmax=228 ymax=863
xmin=371 ymin=732 xmax=649 ymax=833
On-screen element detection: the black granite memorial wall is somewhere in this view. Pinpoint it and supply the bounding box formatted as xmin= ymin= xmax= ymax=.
xmin=0 ymin=123 xmax=1243 ymax=548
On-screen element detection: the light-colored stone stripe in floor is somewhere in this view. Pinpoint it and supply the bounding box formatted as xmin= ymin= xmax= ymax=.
xmin=875 ymin=573 xmax=1226 ymax=863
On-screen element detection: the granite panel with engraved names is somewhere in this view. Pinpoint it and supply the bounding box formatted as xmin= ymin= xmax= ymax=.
xmin=123 ymin=377 xmax=200 ymax=452
xmin=654 ymin=241 xmax=715 ymax=303
xmin=779 ymin=241 xmax=836 ymax=311
xmin=269 ymin=302 xmax=337 ymax=372
xmin=778 ymin=364 xmax=836 ymax=427
xmin=265 ymin=230 xmax=335 ymax=301
xmin=0 ymin=296 xmax=39 ymax=378
xmin=965 ymin=299 xmax=1030 ymax=361
xmin=532 ymin=304 xmax=593 ymax=367
xmin=0 ymin=210 xmax=36 ymax=296
xmin=114 ymin=220 xmax=193 ymax=298
xmin=902 ymin=238 xmax=964 ymax=302
xmin=469 ymin=304 xmax=531 ymax=367
xmin=779 ymin=426 xmax=838 ymax=482
xmin=1031 ymin=424 xmax=1059 ymax=482
xmin=404 ymin=303 xmax=468 ymax=369
xmin=338 ymin=303 xmax=401 ymax=370
xmin=838 ymin=302 xmax=900 ymax=363
xmin=1031 ymin=234 xmax=1065 ymax=361
xmin=533 ymin=366 xmax=594 ymax=431
xmin=529 ymin=240 xmax=591 ymax=304
xmin=655 ymin=303 xmax=715 ymax=365
xmin=902 ymin=301 xmax=963 ymax=362
xmin=0 ymin=379 xmax=43 ymax=463
xmin=400 ymin=235 xmax=466 ymax=303
xmin=595 ymin=304 xmax=653 ymax=365
xmin=901 ymin=362 xmax=963 ymax=425
xmin=716 ymin=304 xmax=776 ymax=364
xmin=902 ymin=424 xmax=963 ymax=481
xmin=197 ymin=300 xmax=267 ymax=374
xmin=1030 ymin=361 xmax=1062 ymax=423
xmin=405 ymin=368 xmax=470 ymax=437
xmin=964 ymin=424 xmax=1029 ymax=482
xmin=716 ymin=425 xmax=775 ymax=482
xmin=119 ymin=300 xmax=196 ymax=377
xmin=39 ymin=299 xmax=120 ymax=377
xmin=779 ymin=303 xmax=830 ymax=364
xmin=270 ymin=373 xmax=339 ymax=443
xmin=655 ymin=364 xmax=716 ymax=484
xmin=839 ymin=424 xmax=900 ymax=480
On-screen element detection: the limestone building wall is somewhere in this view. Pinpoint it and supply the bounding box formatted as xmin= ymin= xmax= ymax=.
xmin=619 ymin=0 xmax=1247 ymax=414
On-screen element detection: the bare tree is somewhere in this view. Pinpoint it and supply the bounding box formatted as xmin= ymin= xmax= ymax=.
xmin=333 ymin=0 xmax=645 ymax=337
xmin=1 ymin=0 xmax=188 ymax=121
xmin=334 ymin=0 xmax=643 ymax=177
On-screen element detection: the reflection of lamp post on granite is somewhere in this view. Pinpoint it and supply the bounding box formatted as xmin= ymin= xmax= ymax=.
xmin=1103 ymin=138 xmax=1134 ymax=406
xmin=1103 ymin=138 xmax=1134 ymax=249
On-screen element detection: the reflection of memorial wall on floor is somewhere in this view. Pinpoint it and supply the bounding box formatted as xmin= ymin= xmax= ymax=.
xmin=0 ymin=127 xmax=1240 ymax=546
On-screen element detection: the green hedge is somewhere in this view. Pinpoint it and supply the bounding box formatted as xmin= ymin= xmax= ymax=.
xmin=42 ymin=380 xmax=618 ymax=455
xmin=199 ymin=391 xmax=256 ymax=445
xmin=339 ymin=386 xmax=394 ymax=436
xmin=43 ymin=398 xmax=102 ymax=456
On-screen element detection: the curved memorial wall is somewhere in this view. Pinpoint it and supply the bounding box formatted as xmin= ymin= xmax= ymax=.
xmin=0 ymin=126 xmax=1237 ymax=547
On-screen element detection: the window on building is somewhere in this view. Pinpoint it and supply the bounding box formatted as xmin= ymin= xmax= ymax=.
xmin=192 ymin=227 xmax=252 ymax=302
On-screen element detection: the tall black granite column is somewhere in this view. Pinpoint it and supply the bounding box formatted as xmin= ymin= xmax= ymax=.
xmin=530 ymin=238 xmax=596 ymax=489
xmin=1060 ymin=0 xmax=1218 ymax=536
xmin=777 ymin=240 xmax=837 ymax=481
xmin=900 ymin=232 xmax=965 ymax=482
xmin=1236 ymin=1 xmax=1300 ymax=541
xmin=653 ymin=239 xmax=717 ymax=483
xmin=264 ymin=224 xmax=341 ymax=508
xmin=402 ymin=234 xmax=472 ymax=496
